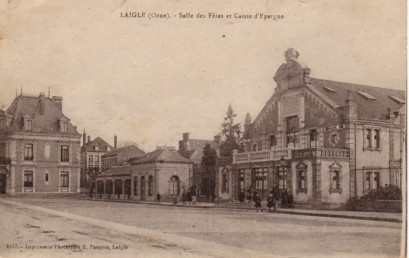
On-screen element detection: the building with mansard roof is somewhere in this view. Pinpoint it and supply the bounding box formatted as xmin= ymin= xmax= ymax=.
xmin=0 ymin=92 xmax=81 ymax=195
xmin=216 ymin=48 xmax=405 ymax=207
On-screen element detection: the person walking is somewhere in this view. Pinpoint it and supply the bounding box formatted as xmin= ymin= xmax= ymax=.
xmin=267 ymin=193 xmax=276 ymax=212
xmin=254 ymin=193 xmax=262 ymax=212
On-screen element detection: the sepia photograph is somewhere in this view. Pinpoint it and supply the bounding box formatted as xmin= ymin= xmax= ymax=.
xmin=0 ymin=0 xmax=406 ymax=257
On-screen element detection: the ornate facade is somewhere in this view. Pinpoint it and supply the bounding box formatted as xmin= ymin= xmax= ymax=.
xmin=216 ymin=49 xmax=405 ymax=207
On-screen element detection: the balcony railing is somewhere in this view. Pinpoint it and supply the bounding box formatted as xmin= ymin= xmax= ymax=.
xmin=233 ymin=149 xmax=292 ymax=164
xmin=233 ymin=148 xmax=350 ymax=164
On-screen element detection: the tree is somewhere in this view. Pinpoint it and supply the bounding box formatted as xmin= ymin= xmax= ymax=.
xmin=200 ymin=143 xmax=218 ymax=198
xmin=220 ymin=105 xmax=243 ymax=157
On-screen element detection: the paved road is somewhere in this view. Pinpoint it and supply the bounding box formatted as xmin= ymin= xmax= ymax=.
xmin=0 ymin=198 xmax=403 ymax=258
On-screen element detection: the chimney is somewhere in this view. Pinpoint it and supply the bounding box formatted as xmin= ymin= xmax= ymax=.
xmin=183 ymin=132 xmax=190 ymax=142
xmin=39 ymin=92 xmax=46 ymax=116
xmin=83 ymin=130 xmax=87 ymax=147
xmin=52 ymin=96 xmax=63 ymax=111
xmin=114 ymin=134 xmax=117 ymax=148
xmin=345 ymin=90 xmax=357 ymax=120
xmin=87 ymin=136 xmax=91 ymax=143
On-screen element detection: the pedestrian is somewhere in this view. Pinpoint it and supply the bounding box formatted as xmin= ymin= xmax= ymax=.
xmin=281 ymin=189 xmax=288 ymax=208
xmin=181 ymin=190 xmax=186 ymax=205
xmin=187 ymin=191 xmax=192 ymax=205
xmin=247 ymin=187 xmax=252 ymax=204
xmin=267 ymin=193 xmax=276 ymax=212
xmin=156 ymin=192 xmax=161 ymax=203
xmin=239 ymin=191 xmax=245 ymax=205
xmin=254 ymin=193 xmax=262 ymax=212
xmin=192 ymin=194 xmax=197 ymax=205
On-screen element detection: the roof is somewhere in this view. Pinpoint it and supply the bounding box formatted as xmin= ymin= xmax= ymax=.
xmin=309 ymin=78 xmax=405 ymax=120
xmin=83 ymin=137 xmax=113 ymax=152
xmin=3 ymin=94 xmax=80 ymax=135
xmin=97 ymin=166 xmax=131 ymax=177
xmin=102 ymin=145 xmax=145 ymax=157
xmin=129 ymin=148 xmax=192 ymax=165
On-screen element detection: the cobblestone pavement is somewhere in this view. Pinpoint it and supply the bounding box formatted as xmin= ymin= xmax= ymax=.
xmin=0 ymin=198 xmax=404 ymax=258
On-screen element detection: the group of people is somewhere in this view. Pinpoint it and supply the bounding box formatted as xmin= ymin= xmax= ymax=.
xmin=239 ymin=187 xmax=293 ymax=212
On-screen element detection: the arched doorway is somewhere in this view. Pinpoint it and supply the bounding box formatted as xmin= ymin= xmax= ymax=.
xmin=105 ymin=180 xmax=113 ymax=198
xmin=114 ymin=179 xmax=123 ymax=199
xmin=124 ymin=179 xmax=131 ymax=199
xmin=140 ymin=176 xmax=145 ymax=201
xmin=169 ymin=175 xmax=180 ymax=196
xmin=96 ymin=180 xmax=104 ymax=198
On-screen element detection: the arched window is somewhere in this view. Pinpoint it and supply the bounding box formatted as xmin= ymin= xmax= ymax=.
xmin=114 ymin=180 xmax=123 ymax=195
xmin=169 ymin=176 xmax=180 ymax=196
xmin=309 ymin=129 xmax=317 ymax=148
xmin=148 ymin=175 xmax=153 ymax=196
xmin=134 ymin=176 xmax=138 ymax=196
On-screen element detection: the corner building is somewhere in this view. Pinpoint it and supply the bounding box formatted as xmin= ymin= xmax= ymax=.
xmin=0 ymin=93 xmax=81 ymax=195
xmin=218 ymin=49 xmax=405 ymax=207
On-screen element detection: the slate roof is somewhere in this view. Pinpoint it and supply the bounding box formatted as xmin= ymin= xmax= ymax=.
xmin=129 ymin=148 xmax=192 ymax=164
xmin=103 ymin=145 xmax=145 ymax=157
xmin=309 ymin=78 xmax=405 ymax=120
xmin=4 ymin=94 xmax=79 ymax=135
xmin=97 ymin=165 xmax=131 ymax=177
xmin=83 ymin=137 xmax=113 ymax=152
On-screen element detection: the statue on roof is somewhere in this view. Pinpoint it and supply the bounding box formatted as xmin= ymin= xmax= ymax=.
xmin=274 ymin=48 xmax=310 ymax=90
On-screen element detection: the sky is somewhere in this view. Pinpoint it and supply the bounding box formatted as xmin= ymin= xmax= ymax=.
xmin=0 ymin=0 xmax=406 ymax=152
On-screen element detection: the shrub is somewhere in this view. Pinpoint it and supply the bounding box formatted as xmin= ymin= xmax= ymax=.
xmin=360 ymin=185 xmax=402 ymax=200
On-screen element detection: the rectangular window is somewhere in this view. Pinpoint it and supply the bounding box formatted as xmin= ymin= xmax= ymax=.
xmin=24 ymin=171 xmax=33 ymax=187
xmin=222 ymin=174 xmax=229 ymax=193
xmin=364 ymin=129 xmax=372 ymax=148
xmin=60 ymin=171 xmax=69 ymax=188
xmin=374 ymin=129 xmax=380 ymax=149
xmin=95 ymin=155 xmax=99 ymax=162
xmin=286 ymin=116 xmax=300 ymax=148
xmin=24 ymin=144 xmax=33 ymax=161
xmin=331 ymin=170 xmax=340 ymax=190
xmin=297 ymin=170 xmax=306 ymax=192
xmin=254 ymin=168 xmax=268 ymax=190
xmin=269 ymin=135 xmax=277 ymax=149
xmin=45 ymin=173 xmax=49 ymax=183
xmin=373 ymin=172 xmax=380 ymax=190
xmin=365 ymin=172 xmax=371 ymax=191
xmin=61 ymin=145 xmax=69 ymax=162
xmin=88 ymin=155 xmax=93 ymax=162
xmin=61 ymin=122 xmax=68 ymax=133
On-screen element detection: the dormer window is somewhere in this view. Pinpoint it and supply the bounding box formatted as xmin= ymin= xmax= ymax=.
xmin=61 ymin=122 xmax=68 ymax=133
xmin=24 ymin=119 xmax=32 ymax=131
xmin=94 ymin=146 xmax=99 ymax=151
xmin=59 ymin=118 xmax=69 ymax=133
xmin=389 ymin=95 xmax=405 ymax=104
xmin=357 ymin=91 xmax=376 ymax=100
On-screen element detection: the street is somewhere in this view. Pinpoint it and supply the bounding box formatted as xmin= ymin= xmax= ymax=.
xmin=0 ymin=198 xmax=403 ymax=258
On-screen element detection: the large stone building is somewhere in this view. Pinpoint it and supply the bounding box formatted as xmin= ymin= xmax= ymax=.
xmin=0 ymin=93 xmax=81 ymax=195
xmin=96 ymin=148 xmax=193 ymax=202
xmin=216 ymin=48 xmax=405 ymax=207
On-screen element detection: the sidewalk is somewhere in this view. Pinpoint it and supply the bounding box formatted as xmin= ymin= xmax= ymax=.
xmin=86 ymin=197 xmax=403 ymax=223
